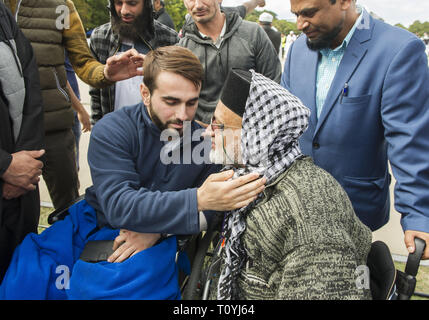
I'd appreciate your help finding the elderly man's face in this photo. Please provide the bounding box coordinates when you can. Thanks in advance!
[290,0,351,50]
[204,102,243,165]
[183,0,221,24]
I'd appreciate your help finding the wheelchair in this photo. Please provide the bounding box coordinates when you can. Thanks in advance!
[181,217,428,300]
[47,198,427,300]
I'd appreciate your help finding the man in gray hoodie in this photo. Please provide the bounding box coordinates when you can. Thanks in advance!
[179,0,281,124]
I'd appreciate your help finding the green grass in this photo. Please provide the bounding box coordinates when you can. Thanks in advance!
[38,206,54,234]
[394,261,429,300]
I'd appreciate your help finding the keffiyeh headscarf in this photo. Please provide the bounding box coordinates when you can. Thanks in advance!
[217,70,310,300]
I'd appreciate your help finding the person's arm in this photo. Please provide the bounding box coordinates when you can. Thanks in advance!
[241,0,265,15]
[66,81,91,132]
[381,37,429,259]
[277,242,371,299]
[88,118,202,235]
[254,25,282,83]
[62,0,144,88]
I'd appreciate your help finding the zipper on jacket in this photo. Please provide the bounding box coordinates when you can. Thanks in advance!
[52,67,70,103]
[14,0,23,22]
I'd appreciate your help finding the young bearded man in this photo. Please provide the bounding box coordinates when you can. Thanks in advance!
[89,0,179,123]
[0,47,266,300]
[204,69,372,300]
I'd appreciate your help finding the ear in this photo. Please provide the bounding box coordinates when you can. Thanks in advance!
[140,83,151,105]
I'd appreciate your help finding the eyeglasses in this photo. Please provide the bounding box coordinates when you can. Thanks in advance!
[210,115,241,131]
[209,115,242,165]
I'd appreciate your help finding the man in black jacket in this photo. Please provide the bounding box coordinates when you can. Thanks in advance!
[153,0,175,30]
[0,3,44,282]
[258,12,281,55]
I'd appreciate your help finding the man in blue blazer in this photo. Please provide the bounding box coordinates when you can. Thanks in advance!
[281,0,429,259]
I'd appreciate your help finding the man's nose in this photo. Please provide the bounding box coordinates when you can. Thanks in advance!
[194,0,204,9]
[176,105,188,121]
[296,16,309,31]
[121,4,131,16]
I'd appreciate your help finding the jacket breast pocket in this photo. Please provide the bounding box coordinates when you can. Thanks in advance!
[341,94,371,105]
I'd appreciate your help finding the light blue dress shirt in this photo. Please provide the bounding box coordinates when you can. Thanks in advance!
[315,9,364,119]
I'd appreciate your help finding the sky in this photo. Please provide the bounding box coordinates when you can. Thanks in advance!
[222,0,429,27]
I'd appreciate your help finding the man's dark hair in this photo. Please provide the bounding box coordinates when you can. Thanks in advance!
[143,46,204,94]
[110,0,155,38]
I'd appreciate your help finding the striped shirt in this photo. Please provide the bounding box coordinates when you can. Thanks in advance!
[315,9,363,119]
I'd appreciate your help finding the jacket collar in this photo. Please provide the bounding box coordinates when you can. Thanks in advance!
[182,9,241,43]
[313,9,374,136]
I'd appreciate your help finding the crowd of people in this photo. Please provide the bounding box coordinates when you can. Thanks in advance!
[0,0,428,300]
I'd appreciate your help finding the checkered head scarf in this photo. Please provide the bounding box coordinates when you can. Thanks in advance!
[217,70,310,300]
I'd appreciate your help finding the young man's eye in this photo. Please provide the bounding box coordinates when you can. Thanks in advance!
[186,100,198,107]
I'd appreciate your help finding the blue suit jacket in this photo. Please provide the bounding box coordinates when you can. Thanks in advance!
[281,10,429,232]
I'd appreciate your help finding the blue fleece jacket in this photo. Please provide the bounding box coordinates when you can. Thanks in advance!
[85,102,218,235]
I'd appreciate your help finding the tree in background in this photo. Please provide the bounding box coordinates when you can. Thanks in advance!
[408,20,429,37]
[246,9,299,35]
[73,0,110,31]
[164,0,188,31]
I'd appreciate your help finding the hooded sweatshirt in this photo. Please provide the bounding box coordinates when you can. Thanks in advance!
[179,10,282,124]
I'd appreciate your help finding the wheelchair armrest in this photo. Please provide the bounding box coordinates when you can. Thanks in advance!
[397,237,426,300]
[47,195,85,225]
[405,237,426,277]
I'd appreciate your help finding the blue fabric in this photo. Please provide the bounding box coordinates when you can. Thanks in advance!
[0,200,182,300]
[68,236,181,300]
[281,9,429,232]
[315,8,363,118]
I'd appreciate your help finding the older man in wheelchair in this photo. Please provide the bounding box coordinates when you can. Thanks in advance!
[0,48,425,300]
[183,69,426,301]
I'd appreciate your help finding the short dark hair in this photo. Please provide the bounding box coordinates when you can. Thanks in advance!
[143,46,204,94]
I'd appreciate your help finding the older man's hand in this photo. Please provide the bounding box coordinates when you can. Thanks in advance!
[108,230,161,263]
[104,49,145,82]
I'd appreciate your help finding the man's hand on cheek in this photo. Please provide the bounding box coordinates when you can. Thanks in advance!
[107,230,161,263]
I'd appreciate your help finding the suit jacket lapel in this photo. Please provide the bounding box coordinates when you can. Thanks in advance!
[314,10,373,136]
[306,49,319,132]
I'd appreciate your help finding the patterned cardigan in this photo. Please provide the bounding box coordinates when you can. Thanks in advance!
[212,157,372,300]
[88,20,179,124]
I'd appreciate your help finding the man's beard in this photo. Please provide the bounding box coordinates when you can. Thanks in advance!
[111,12,146,41]
[306,20,344,51]
[147,102,184,135]
[209,133,240,165]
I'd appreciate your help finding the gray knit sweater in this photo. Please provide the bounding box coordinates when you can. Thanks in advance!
[213,157,372,300]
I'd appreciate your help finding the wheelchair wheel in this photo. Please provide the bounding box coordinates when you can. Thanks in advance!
[182,227,221,300]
